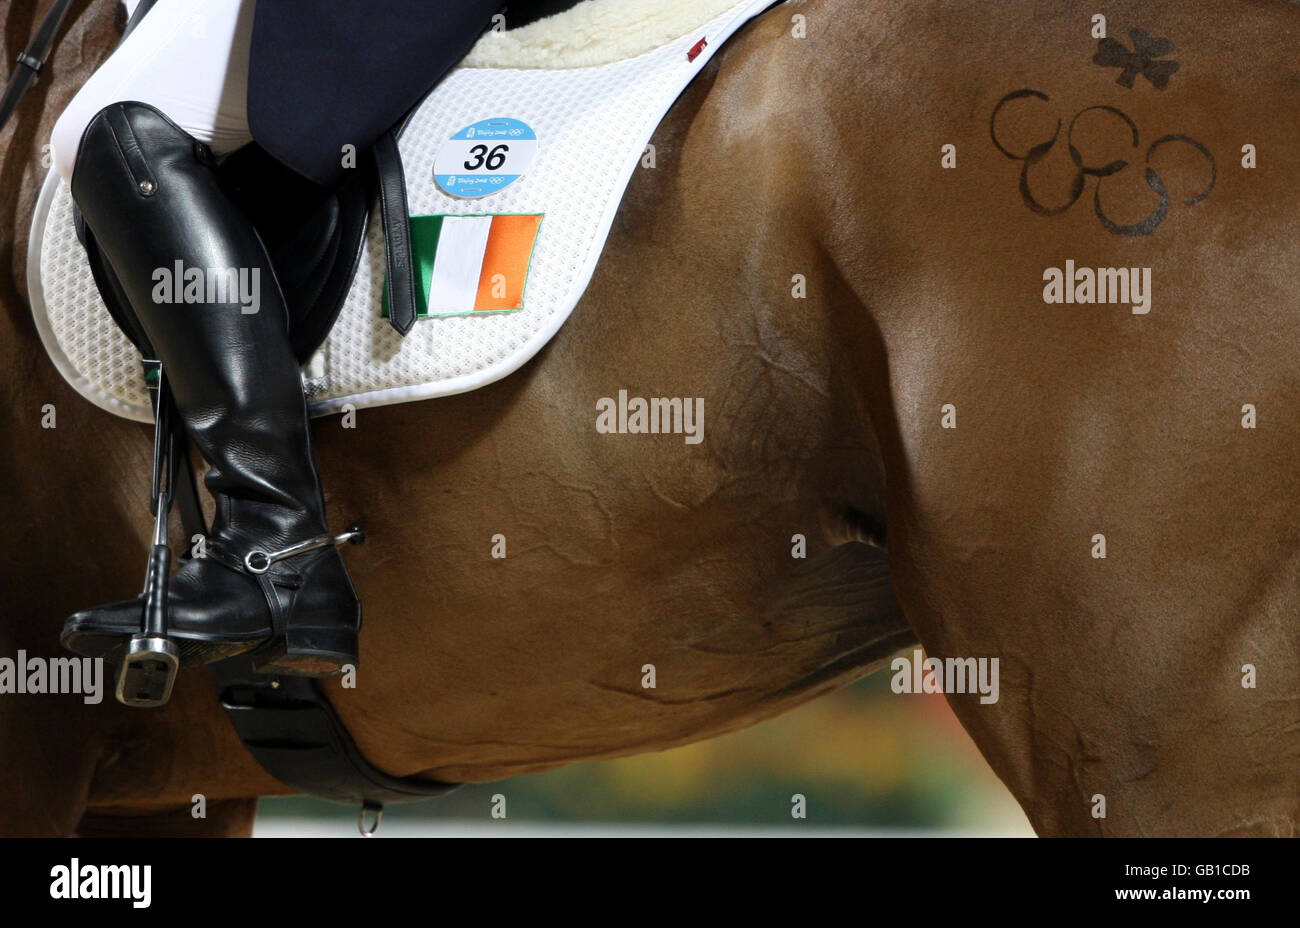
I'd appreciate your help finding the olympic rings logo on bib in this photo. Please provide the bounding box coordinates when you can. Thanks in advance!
[434,118,538,199]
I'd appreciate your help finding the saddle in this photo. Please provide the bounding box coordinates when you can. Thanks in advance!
[84,0,598,359]
[34,0,767,421]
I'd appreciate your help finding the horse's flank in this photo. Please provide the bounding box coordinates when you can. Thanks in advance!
[1,0,1297,836]
[805,0,1299,835]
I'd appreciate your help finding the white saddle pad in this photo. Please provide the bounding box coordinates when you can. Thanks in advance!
[29,0,778,422]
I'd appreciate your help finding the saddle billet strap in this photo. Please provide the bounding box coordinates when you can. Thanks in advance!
[373,129,418,335]
[209,654,462,806]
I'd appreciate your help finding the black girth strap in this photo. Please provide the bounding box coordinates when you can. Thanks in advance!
[178,447,458,808]
[208,655,461,806]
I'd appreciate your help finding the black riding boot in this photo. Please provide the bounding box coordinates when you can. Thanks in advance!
[60,101,360,675]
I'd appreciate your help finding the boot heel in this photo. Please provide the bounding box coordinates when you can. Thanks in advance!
[252,624,359,676]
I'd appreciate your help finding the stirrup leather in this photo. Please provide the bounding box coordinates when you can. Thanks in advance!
[116,359,183,708]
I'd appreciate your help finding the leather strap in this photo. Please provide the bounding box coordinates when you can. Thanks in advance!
[0,0,75,133]
[209,654,461,805]
[172,439,207,551]
[373,130,418,335]
[202,537,292,642]
[190,496,461,807]
[0,0,160,134]
[101,103,158,193]
[122,0,161,40]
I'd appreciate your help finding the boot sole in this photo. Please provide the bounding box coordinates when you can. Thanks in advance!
[62,627,262,668]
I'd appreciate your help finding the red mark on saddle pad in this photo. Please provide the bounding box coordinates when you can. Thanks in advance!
[687,38,707,62]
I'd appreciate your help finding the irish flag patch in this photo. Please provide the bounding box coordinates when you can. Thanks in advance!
[383,213,543,319]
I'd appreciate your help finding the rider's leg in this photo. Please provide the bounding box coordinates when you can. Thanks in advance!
[50,0,254,185]
[54,1,360,675]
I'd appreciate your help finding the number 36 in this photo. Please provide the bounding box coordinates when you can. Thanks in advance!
[464,143,509,171]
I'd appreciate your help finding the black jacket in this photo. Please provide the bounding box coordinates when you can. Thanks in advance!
[246,0,560,188]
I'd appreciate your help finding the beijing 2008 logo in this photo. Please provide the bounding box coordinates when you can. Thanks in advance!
[434,117,538,199]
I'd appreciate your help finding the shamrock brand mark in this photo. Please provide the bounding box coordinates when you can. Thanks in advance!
[1093,28,1180,90]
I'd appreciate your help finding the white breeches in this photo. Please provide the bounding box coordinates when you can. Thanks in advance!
[50,0,255,185]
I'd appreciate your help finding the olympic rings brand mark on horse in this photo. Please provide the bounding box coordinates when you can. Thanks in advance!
[989,88,1216,235]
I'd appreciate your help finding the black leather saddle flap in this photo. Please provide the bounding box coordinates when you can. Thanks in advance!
[215,143,378,362]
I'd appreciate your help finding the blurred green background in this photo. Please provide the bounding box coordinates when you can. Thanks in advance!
[254,670,1033,835]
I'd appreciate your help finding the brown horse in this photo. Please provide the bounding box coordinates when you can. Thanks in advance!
[2,0,1297,837]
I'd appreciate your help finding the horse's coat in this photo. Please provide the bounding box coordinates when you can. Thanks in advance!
[1,0,1297,837]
